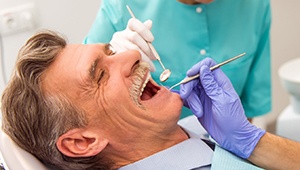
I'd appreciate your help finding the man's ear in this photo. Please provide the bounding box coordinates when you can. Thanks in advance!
[56,128,109,157]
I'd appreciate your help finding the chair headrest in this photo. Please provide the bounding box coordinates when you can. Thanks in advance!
[0,129,48,170]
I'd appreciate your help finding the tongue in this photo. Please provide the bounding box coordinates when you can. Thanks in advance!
[141,89,153,100]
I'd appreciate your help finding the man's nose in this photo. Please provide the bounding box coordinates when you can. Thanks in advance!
[107,50,141,76]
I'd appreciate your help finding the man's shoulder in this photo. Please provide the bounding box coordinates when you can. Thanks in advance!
[178,116,207,138]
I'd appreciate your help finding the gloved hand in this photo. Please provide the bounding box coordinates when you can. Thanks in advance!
[110,18,156,71]
[180,58,266,159]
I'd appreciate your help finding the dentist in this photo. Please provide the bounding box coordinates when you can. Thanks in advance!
[84,0,272,121]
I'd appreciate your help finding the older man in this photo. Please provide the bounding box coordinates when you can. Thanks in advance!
[2,30,218,170]
[3,29,299,170]
[4,28,274,170]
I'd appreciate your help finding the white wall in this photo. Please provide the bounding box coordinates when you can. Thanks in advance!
[0,0,299,133]
[254,0,300,132]
[0,0,101,93]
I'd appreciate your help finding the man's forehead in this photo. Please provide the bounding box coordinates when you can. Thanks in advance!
[42,43,106,90]
[56,43,106,62]
[65,43,107,53]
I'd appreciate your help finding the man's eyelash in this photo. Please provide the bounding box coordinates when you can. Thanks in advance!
[97,70,105,84]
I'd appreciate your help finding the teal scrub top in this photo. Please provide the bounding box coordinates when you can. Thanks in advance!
[84,0,272,118]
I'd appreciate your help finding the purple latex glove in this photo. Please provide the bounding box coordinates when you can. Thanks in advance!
[180,58,266,159]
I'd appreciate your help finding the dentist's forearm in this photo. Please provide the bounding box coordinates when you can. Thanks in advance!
[248,132,300,170]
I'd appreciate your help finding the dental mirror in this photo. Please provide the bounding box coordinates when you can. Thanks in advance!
[160,69,171,82]
[126,5,171,82]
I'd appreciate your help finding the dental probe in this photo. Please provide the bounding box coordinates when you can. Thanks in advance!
[126,5,171,82]
[168,52,246,90]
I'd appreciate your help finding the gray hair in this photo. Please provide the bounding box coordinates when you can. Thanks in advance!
[1,30,113,170]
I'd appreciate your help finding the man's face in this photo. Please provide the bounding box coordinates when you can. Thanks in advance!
[42,44,183,139]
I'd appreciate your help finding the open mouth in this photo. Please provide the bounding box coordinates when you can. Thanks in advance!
[140,74,160,101]
[129,61,161,107]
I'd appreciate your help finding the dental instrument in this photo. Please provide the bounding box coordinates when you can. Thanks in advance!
[168,52,246,90]
[126,5,171,82]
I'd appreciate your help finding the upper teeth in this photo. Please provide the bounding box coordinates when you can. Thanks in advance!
[140,73,151,97]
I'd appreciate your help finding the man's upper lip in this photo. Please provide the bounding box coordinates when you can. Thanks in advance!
[131,60,140,76]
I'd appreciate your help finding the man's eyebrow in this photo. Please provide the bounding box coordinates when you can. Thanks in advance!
[89,58,100,80]
[89,44,107,80]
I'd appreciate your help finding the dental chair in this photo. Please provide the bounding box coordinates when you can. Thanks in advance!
[0,128,49,170]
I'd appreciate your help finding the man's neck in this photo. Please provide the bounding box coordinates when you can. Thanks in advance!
[106,126,189,168]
